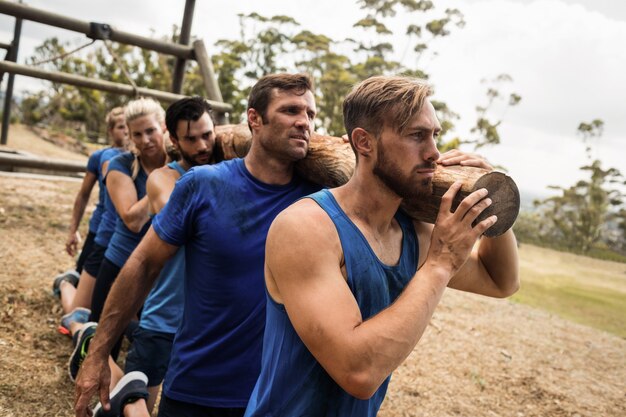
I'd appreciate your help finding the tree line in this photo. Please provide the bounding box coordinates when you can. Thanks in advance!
[15,0,625,258]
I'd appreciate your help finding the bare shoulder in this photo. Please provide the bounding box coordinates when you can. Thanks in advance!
[266,195,344,303]
[148,165,178,184]
[270,197,336,242]
[267,196,343,265]
[147,166,178,191]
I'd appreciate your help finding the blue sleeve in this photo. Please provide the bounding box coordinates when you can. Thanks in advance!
[100,148,116,166]
[86,149,103,174]
[152,169,198,246]
[108,152,133,177]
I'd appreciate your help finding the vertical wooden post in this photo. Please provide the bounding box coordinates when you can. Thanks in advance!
[193,39,227,124]
[171,0,195,94]
[1,17,22,146]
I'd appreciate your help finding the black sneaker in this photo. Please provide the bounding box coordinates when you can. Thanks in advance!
[93,371,149,417]
[52,269,79,298]
[68,322,97,382]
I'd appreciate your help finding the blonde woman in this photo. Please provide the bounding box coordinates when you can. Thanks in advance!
[69,98,169,381]
[55,107,128,336]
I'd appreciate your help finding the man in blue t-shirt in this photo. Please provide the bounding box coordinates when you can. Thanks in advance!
[244,75,520,416]
[75,73,321,417]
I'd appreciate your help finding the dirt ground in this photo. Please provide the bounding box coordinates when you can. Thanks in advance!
[0,127,625,416]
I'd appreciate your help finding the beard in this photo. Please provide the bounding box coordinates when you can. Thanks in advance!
[373,143,433,200]
[179,147,211,167]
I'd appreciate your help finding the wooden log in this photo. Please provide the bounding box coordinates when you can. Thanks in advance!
[401,165,520,238]
[213,124,519,237]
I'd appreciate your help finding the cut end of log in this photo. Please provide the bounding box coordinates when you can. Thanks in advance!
[473,171,520,237]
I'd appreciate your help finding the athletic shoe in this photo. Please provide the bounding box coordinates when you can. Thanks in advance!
[52,269,80,298]
[68,322,97,382]
[58,307,91,337]
[92,371,149,417]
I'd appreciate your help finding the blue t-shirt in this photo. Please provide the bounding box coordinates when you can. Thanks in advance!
[140,161,187,334]
[94,147,124,247]
[104,152,151,268]
[152,158,321,408]
[245,189,419,417]
[86,148,106,233]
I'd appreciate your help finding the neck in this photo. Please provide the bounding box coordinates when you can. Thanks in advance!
[333,168,403,234]
[243,141,295,185]
[178,159,192,171]
[139,152,166,175]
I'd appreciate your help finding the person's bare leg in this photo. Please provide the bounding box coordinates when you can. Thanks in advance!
[60,271,96,314]
[117,381,157,416]
[69,321,84,337]
[146,385,159,414]
[59,280,77,314]
[109,356,124,392]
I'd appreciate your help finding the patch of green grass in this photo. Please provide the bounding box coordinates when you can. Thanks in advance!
[512,272,626,338]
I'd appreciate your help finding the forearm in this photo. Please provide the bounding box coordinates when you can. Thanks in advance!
[87,253,159,361]
[69,193,90,234]
[477,229,519,296]
[119,196,150,233]
[338,263,450,398]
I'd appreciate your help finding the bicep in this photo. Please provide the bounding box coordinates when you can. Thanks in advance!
[446,245,499,295]
[146,173,175,214]
[268,210,363,374]
[107,171,138,216]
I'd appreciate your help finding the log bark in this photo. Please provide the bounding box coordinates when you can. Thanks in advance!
[214,124,519,237]
[401,165,520,238]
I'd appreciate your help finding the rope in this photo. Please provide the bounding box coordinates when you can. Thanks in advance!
[29,38,138,97]
[30,39,96,66]
[103,39,138,97]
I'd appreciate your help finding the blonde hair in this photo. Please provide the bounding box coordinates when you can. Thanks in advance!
[124,97,166,179]
[343,75,433,141]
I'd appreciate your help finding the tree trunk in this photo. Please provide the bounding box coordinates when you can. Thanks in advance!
[214,124,519,237]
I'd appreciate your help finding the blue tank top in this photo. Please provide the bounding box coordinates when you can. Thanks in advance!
[245,189,419,417]
[139,161,187,334]
[94,147,124,247]
[104,152,151,268]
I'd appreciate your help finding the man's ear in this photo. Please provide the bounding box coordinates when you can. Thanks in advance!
[351,127,374,158]
[247,108,263,129]
[169,134,179,148]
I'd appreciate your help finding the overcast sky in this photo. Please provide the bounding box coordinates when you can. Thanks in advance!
[1,0,624,200]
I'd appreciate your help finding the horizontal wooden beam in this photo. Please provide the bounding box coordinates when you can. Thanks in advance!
[0,152,86,173]
[0,0,194,59]
[0,60,232,113]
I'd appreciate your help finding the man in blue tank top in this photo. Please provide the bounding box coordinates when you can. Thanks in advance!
[75,74,322,417]
[245,75,520,416]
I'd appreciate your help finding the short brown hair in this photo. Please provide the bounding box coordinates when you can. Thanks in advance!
[247,73,314,123]
[343,75,433,140]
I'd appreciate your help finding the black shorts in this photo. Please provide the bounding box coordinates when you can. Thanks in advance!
[75,230,97,274]
[82,243,106,277]
[124,327,175,387]
[90,257,121,323]
[157,395,245,417]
